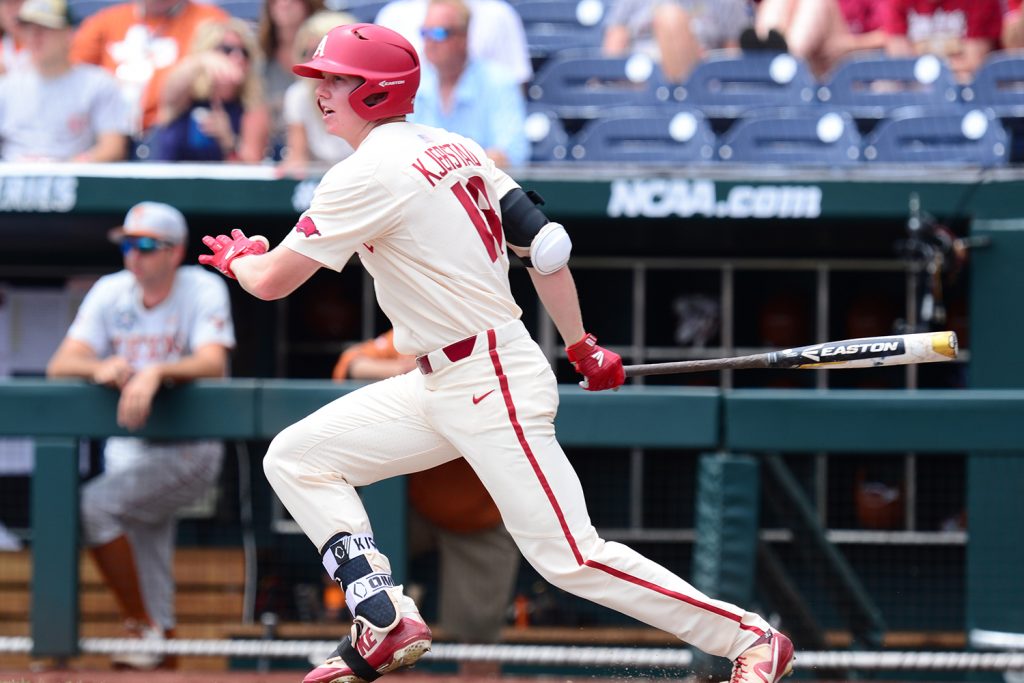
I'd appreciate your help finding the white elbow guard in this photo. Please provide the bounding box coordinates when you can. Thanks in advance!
[530,222,572,275]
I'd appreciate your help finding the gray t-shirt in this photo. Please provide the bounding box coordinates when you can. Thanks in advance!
[605,0,751,51]
[0,63,133,161]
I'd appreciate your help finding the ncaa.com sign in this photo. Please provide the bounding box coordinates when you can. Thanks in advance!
[607,179,822,219]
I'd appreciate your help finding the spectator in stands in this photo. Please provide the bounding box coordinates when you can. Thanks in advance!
[149,18,270,162]
[47,201,234,670]
[884,0,1002,84]
[1003,0,1024,50]
[752,0,886,78]
[0,0,132,161]
[331,329,519,675]
[410,0,528,167]
[257,0,323,156]
[0,0,26,74]
[70,0,228,142]
[602,0,752,83]
[375,0,532,85]
[277,10,353,177]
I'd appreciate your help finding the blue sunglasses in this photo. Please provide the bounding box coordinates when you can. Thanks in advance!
[121,236,171,255]
[420,26,463,41]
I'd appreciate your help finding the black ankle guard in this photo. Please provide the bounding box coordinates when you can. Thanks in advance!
[335,634,380,681]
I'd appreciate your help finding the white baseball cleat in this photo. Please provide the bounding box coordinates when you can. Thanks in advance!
[722,629,794,683]
[303,608,431,683]
[111,620,166,670]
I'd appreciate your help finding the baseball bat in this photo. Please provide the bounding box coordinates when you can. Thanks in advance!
[623,331,958,378]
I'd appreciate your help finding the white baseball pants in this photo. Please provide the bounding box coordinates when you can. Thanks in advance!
[264,320,769,659]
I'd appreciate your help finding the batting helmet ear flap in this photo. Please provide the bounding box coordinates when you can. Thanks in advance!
[293,23,420,121]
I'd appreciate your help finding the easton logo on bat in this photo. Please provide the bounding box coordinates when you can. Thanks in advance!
[779,337,905,365]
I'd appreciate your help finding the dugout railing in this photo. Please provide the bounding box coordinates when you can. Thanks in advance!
[2,379,1024,664]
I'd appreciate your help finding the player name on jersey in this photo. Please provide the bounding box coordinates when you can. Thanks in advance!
[411,143,483,187]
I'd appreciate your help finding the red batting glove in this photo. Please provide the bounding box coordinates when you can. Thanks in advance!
[566,333,625,392]
[199,229,269,279]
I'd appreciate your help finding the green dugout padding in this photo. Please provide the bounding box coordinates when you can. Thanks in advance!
[967,219,1024,640]
[692,453,760,607]
[0,379,720,658]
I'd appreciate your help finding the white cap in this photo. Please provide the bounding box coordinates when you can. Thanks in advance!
[108,202,188,245]
[18,0,71,30]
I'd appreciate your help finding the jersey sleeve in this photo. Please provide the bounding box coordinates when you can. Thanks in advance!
[883,0,910,35]
[65,277,114,357]
[282,160,399,271]
[189,271,235,351]
[69,12,107,65]
[967,0,1002,40]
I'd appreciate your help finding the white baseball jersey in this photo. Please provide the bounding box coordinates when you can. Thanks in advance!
[268,120,775,665]
[282,122,522,357]
[67,266,235,367]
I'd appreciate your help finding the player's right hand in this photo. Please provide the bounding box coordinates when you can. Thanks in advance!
[566,333,625,392]
[199,229,269,279]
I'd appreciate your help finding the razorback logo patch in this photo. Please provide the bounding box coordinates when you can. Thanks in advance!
[295,216,321,238]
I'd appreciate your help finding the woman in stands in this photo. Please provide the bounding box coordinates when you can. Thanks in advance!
[150,17,271,162]
[752,0,886,78]
[276,10,355,177]
[258,0,323,156]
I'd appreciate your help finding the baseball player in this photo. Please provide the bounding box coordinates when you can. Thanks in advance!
[199,24,794,683]
[48,201,235,669]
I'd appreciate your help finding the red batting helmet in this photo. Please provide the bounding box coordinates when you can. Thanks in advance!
[293,23,420,121]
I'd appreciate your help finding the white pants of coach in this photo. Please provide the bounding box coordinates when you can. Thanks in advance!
[81,437,224,630]
[264,319,767,660]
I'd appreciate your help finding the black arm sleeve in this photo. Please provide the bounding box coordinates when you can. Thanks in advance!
[500,188,550,249]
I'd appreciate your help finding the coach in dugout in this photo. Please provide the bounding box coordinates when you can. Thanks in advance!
[47,202,234,669]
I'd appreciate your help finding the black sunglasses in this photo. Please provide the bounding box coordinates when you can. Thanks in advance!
[121,236,172,255]
[216,43,250,59]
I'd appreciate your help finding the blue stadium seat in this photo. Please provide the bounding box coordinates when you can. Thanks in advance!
[817,54,960,119]
[325,0,388,22]
[675,52,817,118]
[568,109,716,163]
[214,0,262,22]
[515,0,605,58]
[862,107,1008,166]
[961,51,1024,117]
[716,109,862,165]
[526,53,669,119]
[68,0,117,24]
[523,108,571,162]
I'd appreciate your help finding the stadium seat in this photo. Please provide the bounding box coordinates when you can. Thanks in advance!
[716,109,862,165]
[526,53,669,119]
[962,51,1024,117]
[515,0,605,59]
[675,52,817,119]
[68,0,117,23]
[214,0,262,22]
[862,107,1008,166]
[325,0,388,22]
[568,109,716,163]
[524,108,572,162]
[817,54,960,119]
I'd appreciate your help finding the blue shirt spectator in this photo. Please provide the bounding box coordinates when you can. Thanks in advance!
[409,0,528,167]
[412,59,528,166]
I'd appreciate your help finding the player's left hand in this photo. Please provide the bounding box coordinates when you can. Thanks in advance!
[566,333,625,392]
[199,229,269,279]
